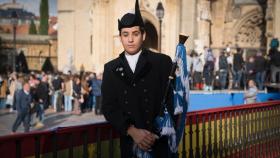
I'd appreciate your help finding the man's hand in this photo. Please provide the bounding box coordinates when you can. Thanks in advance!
[127,125,157,151]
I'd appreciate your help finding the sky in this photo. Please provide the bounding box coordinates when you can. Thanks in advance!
[0,0,57,16]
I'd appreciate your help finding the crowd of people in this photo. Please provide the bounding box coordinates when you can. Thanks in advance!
[0,42,280,133]
[0,71,102,132]
[187,45,280,91]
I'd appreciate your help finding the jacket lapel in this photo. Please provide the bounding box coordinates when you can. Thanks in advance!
[113,49,152,86]
[133,49,152,82]
[113,52,134,85]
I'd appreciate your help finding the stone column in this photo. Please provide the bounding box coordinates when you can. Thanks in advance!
[91,0,111,73]
[198,0,211,47]
[195,0,211,54]
[266,0,274,51]
[179,0,196,51]
[273,0,280,51]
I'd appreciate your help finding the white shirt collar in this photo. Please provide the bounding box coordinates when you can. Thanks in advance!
[125,50,142,73]
[23,90,29,95]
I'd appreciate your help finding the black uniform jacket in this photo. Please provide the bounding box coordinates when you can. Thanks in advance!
[102,49,173,157]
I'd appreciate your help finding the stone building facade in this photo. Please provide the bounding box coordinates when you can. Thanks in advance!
[57,0,280,73]
[0,34,57,71]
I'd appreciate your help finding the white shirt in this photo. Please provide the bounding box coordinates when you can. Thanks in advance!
[125,50,142,73]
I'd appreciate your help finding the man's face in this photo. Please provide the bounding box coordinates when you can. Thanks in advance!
[23,83,30,92]
[120,26,145,55]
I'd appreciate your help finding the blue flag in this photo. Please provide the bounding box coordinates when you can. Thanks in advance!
[171,43,190,153]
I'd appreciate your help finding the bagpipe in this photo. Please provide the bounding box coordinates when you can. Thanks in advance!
[134,34,190,158]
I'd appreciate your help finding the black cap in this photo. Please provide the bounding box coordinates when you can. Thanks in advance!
[118,0,144,31]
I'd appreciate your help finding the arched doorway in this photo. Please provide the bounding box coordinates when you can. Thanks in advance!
[143,20,158,51]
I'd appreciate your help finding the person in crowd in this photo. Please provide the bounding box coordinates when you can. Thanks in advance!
[255,50,267,90]
[91,73,102,115]
[244,80,258,104]
[12,82,33,133]
[87,73,94,112]
[188,51,195,89]
[52,73,64,112]
[33,75,49,128]
[0,74,8,109]
[81,74,90,113]
[28,74,39,88]
[244,56,256,88]
[7,73,22,112]
[219,50,229,90]
[268,41,280,84]
[101,0,174,157]
[203,48,215,91]
[73,75,82,115]
[192,53,204,90]
[233,48,244,89]
[63,75,73,112]
[226,51,234,89]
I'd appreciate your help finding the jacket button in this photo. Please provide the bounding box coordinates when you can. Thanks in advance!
[125,101,128,104]
[124,90,127,94]
[141,79,145,82]
[133,83,136,87]
[144,98,148,102]
[143,89,147,92]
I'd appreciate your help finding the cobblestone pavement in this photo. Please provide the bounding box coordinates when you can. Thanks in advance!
[0,108,106,136]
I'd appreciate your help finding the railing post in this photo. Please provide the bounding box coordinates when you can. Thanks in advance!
[35,136,40,158]
[16,140,21,158]
[224,111,228,157]
[182,127,187,158]
[201,114,206,158]
[229,111,233,158]
[52,133,57,158]
[238,110,242,157]
[219,112,223,158]
[195,115,200,158]
[213,113,218,158]
[260,108,265,157]
[189,115,194,158]
[68,133,73,158]
[242,110,247,158]
[83,130,88,158]
[233,111,237,158]
[276,105,280,156]
[109,129,114,158]
[96,128,101,158]
[207,114,212,158]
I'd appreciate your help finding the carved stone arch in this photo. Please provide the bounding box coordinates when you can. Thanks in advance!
[140,10,160,51]
[233,8,264,48]
[141,10,159,34]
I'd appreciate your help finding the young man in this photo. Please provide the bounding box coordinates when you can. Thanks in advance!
[101,0,174,157]
[12,82,33,133]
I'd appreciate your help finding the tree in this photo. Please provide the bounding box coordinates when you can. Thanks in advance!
[39,0,49,35]
[16,51,29,73]
[42,57,54,73]
[29,19,37,35]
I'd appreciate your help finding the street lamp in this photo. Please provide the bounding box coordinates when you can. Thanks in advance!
[11,11,18,72]
[156,1,164,53]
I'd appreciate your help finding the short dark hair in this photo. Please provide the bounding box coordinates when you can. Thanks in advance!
[119,26,145,36]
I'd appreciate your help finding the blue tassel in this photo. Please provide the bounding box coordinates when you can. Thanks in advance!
[173,91,183,115]
[168,133,177,153]
[133,144,153,158]
[155,108,176,136]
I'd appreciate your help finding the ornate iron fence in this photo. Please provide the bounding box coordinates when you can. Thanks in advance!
[0,101,279,158]
[181,100,280,158]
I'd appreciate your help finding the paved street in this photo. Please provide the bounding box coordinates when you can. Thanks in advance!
[0,108,106,137]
